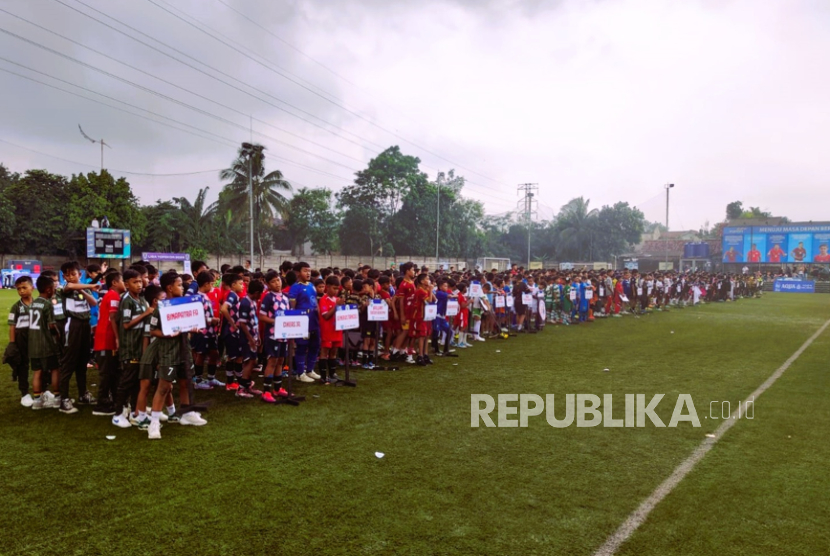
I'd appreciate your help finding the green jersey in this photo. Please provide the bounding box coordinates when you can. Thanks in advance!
[117,294,149,361]
[28,297,59,359]
[8,299,32,357]
[61,287,92,321]
[148,306,183,367]
[51,287,66,321]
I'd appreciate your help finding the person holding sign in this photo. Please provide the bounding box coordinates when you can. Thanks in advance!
[319,275,345,384]
[431,278,457,358]
[258,271,291,403]
[147,273,206,439]
[289,262,322,383]
[410,273,436,366]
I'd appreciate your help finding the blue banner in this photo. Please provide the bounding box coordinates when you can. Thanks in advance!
[773,280,815,293]
[723,225,830,263]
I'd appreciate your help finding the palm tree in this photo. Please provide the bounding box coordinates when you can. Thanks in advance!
[555,197,598,260]
[173,187,217,253]
[219,145,292,261]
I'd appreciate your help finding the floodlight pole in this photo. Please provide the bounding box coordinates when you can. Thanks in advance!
[665,183,675,265]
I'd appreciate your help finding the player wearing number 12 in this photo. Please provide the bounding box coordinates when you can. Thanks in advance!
[28,276,62,410]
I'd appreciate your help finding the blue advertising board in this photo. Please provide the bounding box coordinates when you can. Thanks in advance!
[723,225,830,263]
[773,279,815,293]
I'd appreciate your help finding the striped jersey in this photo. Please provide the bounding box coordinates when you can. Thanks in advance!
[117,294,149,361]
[61,288,92,321]
[149,306,183,367]
[259,291,290,340]
[28,297,59,359]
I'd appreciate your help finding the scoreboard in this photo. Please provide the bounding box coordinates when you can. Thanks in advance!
[86,227,131,259]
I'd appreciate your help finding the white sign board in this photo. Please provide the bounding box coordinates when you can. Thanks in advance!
[423,303,437,321]
[159,295,205,336]
[446,299,459,317]
[469,281,483,298]
[494,295,505,309]
[273,312,309,340]
[367,300,389,322]
[336,305,360,331]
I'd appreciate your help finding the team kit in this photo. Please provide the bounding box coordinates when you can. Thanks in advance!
[5,260,762,440]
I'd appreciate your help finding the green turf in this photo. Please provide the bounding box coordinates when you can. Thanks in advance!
[1,289,828,555]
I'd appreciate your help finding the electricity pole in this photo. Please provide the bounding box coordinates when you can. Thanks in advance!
[665,183,675,266]
[78,125,111,171]
[436,172,442,263]
[517,183,539,268]
[241,142,264,269]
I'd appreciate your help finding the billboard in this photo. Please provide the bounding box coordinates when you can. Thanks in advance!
[86,227,131,259]
[773,279,815,293]
[722,225,830,263]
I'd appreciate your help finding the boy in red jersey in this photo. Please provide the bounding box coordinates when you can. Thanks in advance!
[410,273,436,366]
[319,275,344,384]
[91,271,125,416]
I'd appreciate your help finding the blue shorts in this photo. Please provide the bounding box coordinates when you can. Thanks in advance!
[190,333,218,355]
[222,333,243,358]
[241,339,259,362]
[264,338,288,359]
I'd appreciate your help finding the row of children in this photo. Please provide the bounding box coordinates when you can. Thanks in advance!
[6,260,759,439]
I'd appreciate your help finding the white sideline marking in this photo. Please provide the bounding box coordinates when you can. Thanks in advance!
[593,317,830,556]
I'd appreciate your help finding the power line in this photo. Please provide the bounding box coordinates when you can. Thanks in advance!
[0,27,362,175]
[146,0,515,193]
[0,7,368,166]
[41,0,517,208]
[0,137,223,176]
[0,63,353,184]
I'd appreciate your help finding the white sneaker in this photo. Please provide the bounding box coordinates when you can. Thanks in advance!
[43,392,59,409]
[306,370,321,380]
[146,407,168,422]
[112,415,132,428]
[406,355,416,364]
[180,411,208,426]
[474,336,486,342]
[20,394,34,407]
[148,420,161,439]
[297,373,314,383]
[31,396,44,410]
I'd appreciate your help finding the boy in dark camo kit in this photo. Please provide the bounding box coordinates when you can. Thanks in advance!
[8,276,34,407]
[147,273,206,439]
[58,261,100,414]
[28,276,62,410]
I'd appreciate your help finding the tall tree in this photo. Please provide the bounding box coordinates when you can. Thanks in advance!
[3,170,71,255]
[337,146,428,256]
[285,187,340,256]
[219,145,292,260]
[553,197,599,260]
[173,187,217,257]
[726,201,743,220]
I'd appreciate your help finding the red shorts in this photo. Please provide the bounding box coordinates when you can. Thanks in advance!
[321,340,342,349]
[408,320,430,338]
[386,318,400,333]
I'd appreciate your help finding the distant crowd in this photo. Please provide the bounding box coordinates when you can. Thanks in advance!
[5,259,762,439]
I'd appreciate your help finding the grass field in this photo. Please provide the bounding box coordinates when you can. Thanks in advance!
[1,289,829,556]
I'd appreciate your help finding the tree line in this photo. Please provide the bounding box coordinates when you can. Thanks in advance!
[0,144,650,263]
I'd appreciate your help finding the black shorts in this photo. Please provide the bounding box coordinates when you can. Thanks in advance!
[264,338,288,359]
[240,339,259,362]
[30,355,59,372]
[190,333,218,355]
[222,333,243,358]
[157,363,187,382]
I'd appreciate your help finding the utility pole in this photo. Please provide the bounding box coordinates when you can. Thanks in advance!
[78,125,111,171]
[435,173,443,265]
[241,142,264,269]
[664,183,675,265]
[517,183,539,268]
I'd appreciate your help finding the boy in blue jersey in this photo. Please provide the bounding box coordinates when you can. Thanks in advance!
[288,262,321,383]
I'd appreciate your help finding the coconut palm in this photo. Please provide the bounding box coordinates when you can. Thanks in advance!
[219,145,292,260]
[173,187,217,252]
[555,197,598,260]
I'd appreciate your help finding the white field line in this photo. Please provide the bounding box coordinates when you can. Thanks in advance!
[593,317,830,556]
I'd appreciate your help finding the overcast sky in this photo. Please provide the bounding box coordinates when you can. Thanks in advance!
[2,0,829,230]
